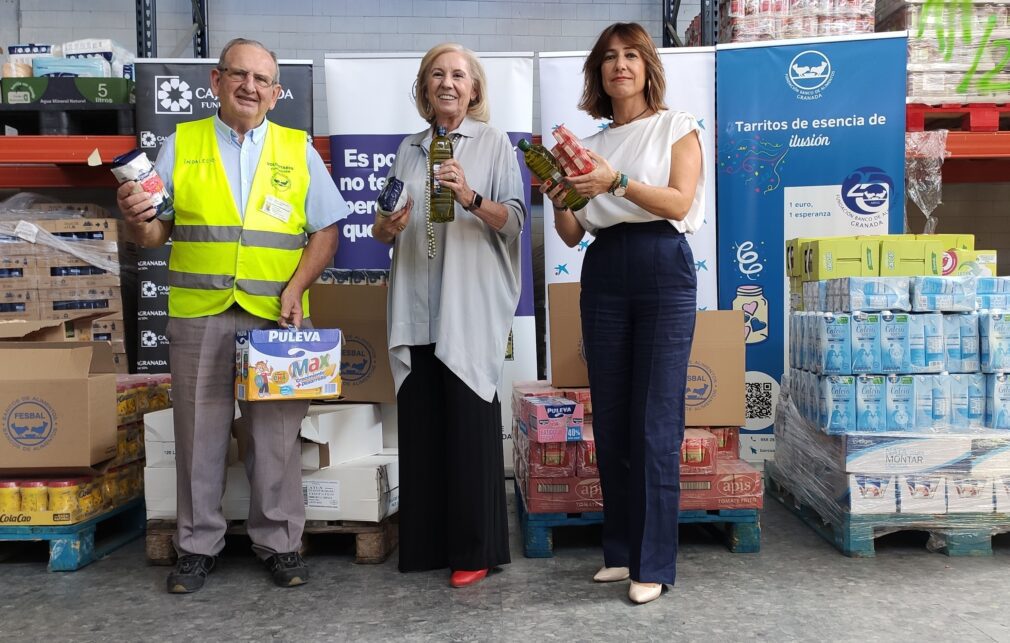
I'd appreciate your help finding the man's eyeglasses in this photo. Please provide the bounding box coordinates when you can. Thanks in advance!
[217,66,275,89]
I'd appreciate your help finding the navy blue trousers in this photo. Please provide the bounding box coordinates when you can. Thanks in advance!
[580,221,697,585]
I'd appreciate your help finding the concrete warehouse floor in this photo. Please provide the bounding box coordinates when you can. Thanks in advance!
[3,484,1010,642]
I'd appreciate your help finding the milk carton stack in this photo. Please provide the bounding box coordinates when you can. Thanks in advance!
[779,233,1010,530]
[511,382,762,514]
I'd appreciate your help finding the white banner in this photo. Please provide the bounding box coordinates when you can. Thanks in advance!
[539,47,718,383]
[324,52,537,473]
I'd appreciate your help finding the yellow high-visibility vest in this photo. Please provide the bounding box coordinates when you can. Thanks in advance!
[168,117,311,320]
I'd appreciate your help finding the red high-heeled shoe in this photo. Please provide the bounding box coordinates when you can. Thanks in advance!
[449,569,488,588]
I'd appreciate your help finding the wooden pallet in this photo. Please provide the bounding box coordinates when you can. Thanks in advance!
[906,102,1010,133]
[146,514,398,565]
[766,463,1010,557]
[0,498,145,571]
[514,480,760,558]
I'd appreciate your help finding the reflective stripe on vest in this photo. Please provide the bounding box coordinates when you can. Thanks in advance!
[168,117,310,319]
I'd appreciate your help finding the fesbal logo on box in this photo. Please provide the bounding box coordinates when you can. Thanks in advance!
[340,335,376,385]
[685,362,716,409]
[4,397,57,451]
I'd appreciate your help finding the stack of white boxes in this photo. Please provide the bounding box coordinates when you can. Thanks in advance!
[144,403,399,523]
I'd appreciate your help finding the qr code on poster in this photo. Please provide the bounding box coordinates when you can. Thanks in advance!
[746,382,773,421]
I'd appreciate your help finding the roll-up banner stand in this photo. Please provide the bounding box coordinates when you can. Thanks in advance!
[324,52,537,473]
[130,59,314,374]
[715,34,907,461]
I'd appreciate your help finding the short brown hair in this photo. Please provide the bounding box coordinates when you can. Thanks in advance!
[414,43,490,124]
[578,23,667,121]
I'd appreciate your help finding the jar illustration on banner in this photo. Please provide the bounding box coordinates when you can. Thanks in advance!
[734,285,769,344]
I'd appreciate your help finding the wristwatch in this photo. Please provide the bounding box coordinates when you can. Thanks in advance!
[610,172,628,198]
[466,191,483,211]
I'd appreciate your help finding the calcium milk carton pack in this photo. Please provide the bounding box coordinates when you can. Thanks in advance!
[235,328,343,401]
[909,313,945,373]
[943,312,980,373]
[980,312,1010,373]
[912,275,977,312]
[836,276,911,312]
[820,375,855,434]
[851,312,882,374]
[880,312,911,373]
[856,375,886,431]
[987,373,1010,429]
[949,373,985,429]
[818,313,852,375]
[885,374,915,431]
[914,374,949,431]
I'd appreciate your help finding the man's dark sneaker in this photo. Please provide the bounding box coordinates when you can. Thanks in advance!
[167,554,215,594]
[264,552,309,587]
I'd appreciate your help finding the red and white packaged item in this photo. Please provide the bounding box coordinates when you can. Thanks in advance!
[550,124,596,178]
[577,423,598,477]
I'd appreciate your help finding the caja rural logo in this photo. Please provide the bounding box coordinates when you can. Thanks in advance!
[786,50,834,100]
[4,397,57,451]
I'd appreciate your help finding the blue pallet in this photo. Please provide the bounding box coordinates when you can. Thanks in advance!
[0,498,145,571]
[514,480,760,558]
[766,463,1010,557]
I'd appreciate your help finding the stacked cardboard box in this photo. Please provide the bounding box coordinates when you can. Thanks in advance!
[143,402,399,523]
[0,203,127,370]
[0,343,160,525]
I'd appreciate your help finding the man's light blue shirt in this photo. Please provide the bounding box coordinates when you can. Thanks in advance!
[153,113,349,233]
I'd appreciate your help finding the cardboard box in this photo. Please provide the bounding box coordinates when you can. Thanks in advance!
[946,475,994,513]
[0,256,36,290]
[548,285,745,427]
[787,237,825,277]
[517,474,604,514]
[547,282,587,387]
[235,328,342,401]
[2,77,133,105]
[307,284,395,403]
[13,216,120,243]
[803,238,878,281]
[35,252,120,289]
[944,249,997,277]
[879,239,943,277]
[559,387,592,417]
[897,474,947,514]
[144,450,399,523]
[24,203,113,219]
[838,473,897,514]
[681,428,717,475]
[0,313,116,344]
[917,234,974,252]
[679,459,763,510]
[299,403,383,470]
[0,241,39,257]
[0,342,117,469]
[685,311,746,426]
[37,285,122,320]
[0,289,38,320]
[380,402,397,449]
[511,380,562,412]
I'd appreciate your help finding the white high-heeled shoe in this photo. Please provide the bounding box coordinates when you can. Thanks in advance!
[593,566,630,582]
[628,581,663,604]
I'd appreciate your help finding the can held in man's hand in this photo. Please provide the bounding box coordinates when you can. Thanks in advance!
[111,149,173,219]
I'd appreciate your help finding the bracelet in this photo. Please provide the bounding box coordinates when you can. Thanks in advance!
[607,171,621,193]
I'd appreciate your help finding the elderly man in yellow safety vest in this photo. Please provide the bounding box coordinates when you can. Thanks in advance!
[117,38,349,594]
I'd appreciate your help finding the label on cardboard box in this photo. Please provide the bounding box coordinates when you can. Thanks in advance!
[235,328,342,401]
[302,480,340,509]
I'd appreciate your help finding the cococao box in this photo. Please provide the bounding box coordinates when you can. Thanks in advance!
[235,328,342,401]
[680,459,763,510]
